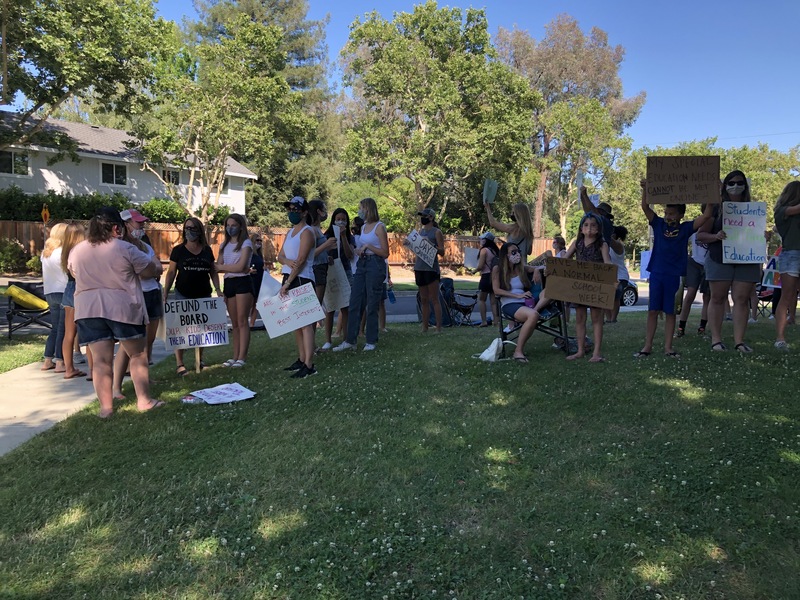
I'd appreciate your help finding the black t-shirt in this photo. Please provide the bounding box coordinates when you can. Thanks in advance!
[169,244,215,299]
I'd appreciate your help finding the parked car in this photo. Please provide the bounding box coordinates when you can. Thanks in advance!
[621,280,639,307]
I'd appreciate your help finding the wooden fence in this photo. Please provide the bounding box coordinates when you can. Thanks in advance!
[1,220,551,267]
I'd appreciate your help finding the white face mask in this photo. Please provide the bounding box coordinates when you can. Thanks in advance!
[131,228,145,240]
[726,184,745,196]
[334,220,347,228]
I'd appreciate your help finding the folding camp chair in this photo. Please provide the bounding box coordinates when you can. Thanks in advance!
[755,283,774,317]
[415,278,453,327]
[4,281,51,338]
[495,295,570,357]
[448,289,479,326]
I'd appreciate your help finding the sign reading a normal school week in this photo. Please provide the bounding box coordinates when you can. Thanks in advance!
[544,257,617,310]
[164,298,229,350]
[646,156,720,205]
[721,201,768,264]
[407,229,438,268]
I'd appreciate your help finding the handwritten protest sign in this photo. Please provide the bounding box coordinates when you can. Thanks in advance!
[544,257,617,310]
[761,255,782,288]
[464,247,479,270]
[257,280,325,339]
[183,383,256,405]
[646,156,720,204]
[323,258,351,312]
[163,298,229,350]
[721,201,767,264]
[528,250,553,267]
[407,229,438,268]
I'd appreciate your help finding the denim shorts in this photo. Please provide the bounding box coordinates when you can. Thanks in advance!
[778,250,800,278]
[143,288,163,319]
[61,279,76,309]
[77,317,146,344]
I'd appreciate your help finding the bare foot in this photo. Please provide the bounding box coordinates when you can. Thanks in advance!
[566,353,585,361]
[41,361,55,371]
[63,369,87,379]
[113,391,126,401]
[98,408,114,419]
[137,399,166,412]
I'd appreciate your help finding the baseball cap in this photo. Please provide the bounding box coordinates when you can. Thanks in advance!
[119,209,148,222]
[96,206,125,226]
[284,196,308,210]
[480,231,495,241]
[418,208,435,218]
[597,202,613,216]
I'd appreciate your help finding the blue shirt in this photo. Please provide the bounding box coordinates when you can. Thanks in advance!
[648,215,695,277]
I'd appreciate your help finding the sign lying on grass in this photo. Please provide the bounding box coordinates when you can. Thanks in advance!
[183,383,256,405]
[761,255,782,288]
[163,298,229,350]
[407,229,438,268]
[544,257,617,310]
[721,201,768,264]
[256,275,325,339]
[646,155,720,204]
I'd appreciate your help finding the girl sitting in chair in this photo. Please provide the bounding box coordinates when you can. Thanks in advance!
[491,242,543,363]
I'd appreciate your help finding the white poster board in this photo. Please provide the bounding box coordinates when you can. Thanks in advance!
[163,298,229,350]
[721,202,768,264]
[407,229,437,268]
[184,383,256,405]
[256,279,325,339]
[761,255,782,289]
[323,258,351,312]
[464,247,479,270]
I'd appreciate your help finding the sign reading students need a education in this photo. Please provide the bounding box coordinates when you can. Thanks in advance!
[164,298,229,350]
[721,201,768,264]
[544,257,617,310]
[646,155,721,205]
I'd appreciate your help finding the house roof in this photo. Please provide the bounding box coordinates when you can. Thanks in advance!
[1,113,257,179]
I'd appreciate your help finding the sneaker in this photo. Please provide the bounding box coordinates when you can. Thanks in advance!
[774,340,789,351]
[73,352,86,364]
[222,359,237,367]
[674,327,685,338]
[332,341,355,352]
[291,365,317,378]
[231,359,245,368]
[320,342,332,351]
[503,322,521,334]
[283,358,304,371]
[748,317,757,324]
[363,343,376,351]
[769,314,775,320]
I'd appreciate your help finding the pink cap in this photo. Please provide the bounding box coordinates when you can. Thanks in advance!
[119,209,148,222]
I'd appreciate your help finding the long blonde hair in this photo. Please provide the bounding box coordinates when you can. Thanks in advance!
[775,181,800,213]
[42,223,67,259]
[511,203,533,245]
[61,222,86,274]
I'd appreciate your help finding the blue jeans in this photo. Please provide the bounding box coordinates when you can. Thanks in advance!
[346,255,385,345]
[44,292,65,360]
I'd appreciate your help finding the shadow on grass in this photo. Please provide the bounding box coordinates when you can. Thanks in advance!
[0,315,798,598]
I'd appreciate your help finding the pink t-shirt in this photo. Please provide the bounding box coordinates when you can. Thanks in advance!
[69,238,153,325]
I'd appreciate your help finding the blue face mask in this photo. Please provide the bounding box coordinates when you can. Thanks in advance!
[185,229,199,242]
[288,212,303,225]
[226,225,240,238]
[358,209,366,221]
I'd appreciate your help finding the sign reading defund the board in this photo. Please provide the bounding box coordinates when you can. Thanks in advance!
[163,298,229,350]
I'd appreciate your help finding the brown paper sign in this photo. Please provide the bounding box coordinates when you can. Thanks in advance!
[646,155,720,204]
[544,257,617,310]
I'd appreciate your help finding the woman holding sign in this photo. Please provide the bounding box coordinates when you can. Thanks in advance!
[484,202,534,263]
[321,208,355,351]
[773,181,800,350]
[278,196,317,378]
[216,214,254,367]
[697,170,761,352]
[411,208,445,333]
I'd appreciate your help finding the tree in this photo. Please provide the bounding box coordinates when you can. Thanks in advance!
[129,16,311,223]
[496,15,645,237]
[342,1,538,218]
[0,0,164,150]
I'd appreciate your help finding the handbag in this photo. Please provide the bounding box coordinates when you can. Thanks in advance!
[473,337,509,362]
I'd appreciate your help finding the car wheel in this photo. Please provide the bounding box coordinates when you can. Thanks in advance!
[622,287,638,307]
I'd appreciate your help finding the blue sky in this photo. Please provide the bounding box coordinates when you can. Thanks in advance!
[156,0,800,152]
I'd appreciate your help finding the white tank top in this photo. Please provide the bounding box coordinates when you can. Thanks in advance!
[281,225,315,281]
[609,246,629,281]
[358,221,384,255]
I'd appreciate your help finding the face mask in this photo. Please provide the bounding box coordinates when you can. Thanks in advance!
[131,228,144,240]
[509,253,521,265]
[226,225,240,237]
[288,212,303,225]
[510,214,517,223]
[185,230,199,242]
[726,184,745,196]
[358,209,366,221]
[334,220,347,228]
[319,212,328,222]
[421,217,431,225]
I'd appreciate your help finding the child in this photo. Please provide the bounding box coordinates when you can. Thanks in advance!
[635,181,714,358]
[560,213,611,362]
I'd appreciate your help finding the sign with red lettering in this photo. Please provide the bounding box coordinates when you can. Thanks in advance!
[544,257,617,310]
[257,281,325,339]
[646,156,720,204]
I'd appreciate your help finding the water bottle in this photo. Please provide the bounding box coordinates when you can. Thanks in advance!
[387,285,396,304]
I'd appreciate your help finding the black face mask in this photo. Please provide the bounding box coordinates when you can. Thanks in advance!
[510,214,517,222]
[420,217,431,226]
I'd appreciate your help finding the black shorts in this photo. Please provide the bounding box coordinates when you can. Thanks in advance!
[478,273,493,294]
[143,288,163,319]
[313,263,328,287]
[224,276,254,298]
[415,270,440,287]
[281,274,314,291]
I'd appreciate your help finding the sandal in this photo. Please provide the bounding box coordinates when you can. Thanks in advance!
[176,365,188,377]
[633,351,651,358]
[222,359,237,367]
[711,342,727,352]
[589,356,606,363]
[231,360,246,368]
[735,343,753,353]
[513,355,529,363]
[665,351,680,358]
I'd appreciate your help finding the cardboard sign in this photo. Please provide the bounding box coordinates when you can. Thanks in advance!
[761,255,782,289]
[407,229,438,268]
[257,281,325,339]
[323,258,351,312]
[163,298,229,350]
[544,257,617,310]
[721,201,768,264]
[528,250,552,267]
[646,156,721,204]
[464,247,479,270]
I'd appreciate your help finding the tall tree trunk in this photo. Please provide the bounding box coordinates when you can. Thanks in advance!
[533,167,548,238]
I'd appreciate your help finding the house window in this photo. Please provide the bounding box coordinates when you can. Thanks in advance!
[212,177,230,196]
[162,169,180,186]
[101,162,127,186]
[0,150,30,176]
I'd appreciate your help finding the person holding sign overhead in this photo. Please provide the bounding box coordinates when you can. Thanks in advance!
[216,214,254,368]
[409,208,445,333]
[484,201,534,263]
[773,181,800,350]
[333,197,389,352]
[278,196,317,378]
[696,170,762,352]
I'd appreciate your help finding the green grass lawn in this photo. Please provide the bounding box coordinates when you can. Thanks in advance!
[1,314,798,599]
[0,332,47,374]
